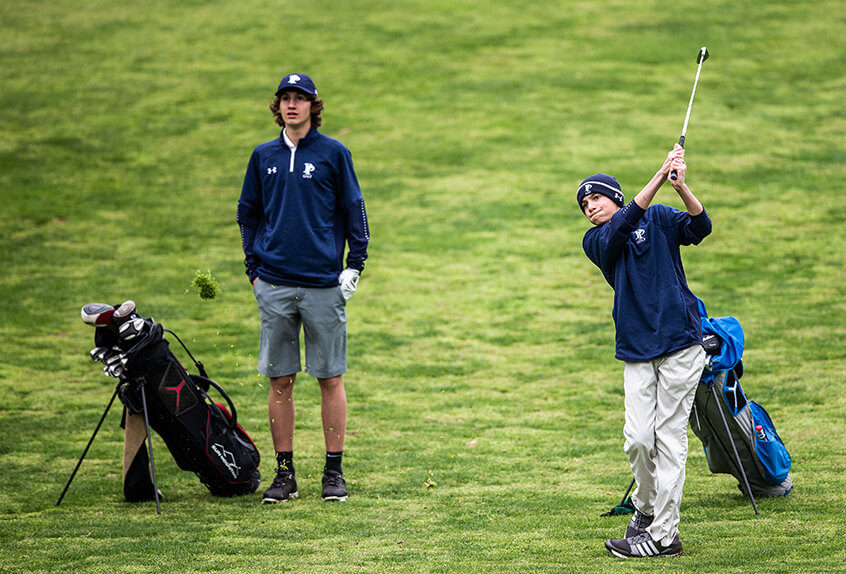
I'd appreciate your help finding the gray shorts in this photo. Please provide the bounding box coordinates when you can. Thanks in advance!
[253,278,347,379]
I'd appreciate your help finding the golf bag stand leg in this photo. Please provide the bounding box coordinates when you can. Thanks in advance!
[56,384,120,507]
[707,381,760,515]
[620,477,635,507]
[139,384,162,515]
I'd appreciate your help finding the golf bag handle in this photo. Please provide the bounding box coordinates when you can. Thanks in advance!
[162,327,237,430]
[189,374,238,430]
[163,328,208,378]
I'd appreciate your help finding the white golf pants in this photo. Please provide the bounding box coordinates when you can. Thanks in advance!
[623,344,706,545]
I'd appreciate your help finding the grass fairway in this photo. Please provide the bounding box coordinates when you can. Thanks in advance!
[1,0,844,572]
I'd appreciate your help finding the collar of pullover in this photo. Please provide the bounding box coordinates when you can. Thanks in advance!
[281,126,318,150]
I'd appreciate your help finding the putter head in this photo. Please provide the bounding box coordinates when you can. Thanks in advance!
[697,46,709,64]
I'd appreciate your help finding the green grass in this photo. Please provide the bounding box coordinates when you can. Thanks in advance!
[1,0,844,572]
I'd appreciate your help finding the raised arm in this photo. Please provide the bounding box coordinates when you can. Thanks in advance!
[667,153,704,216]
[633,144,684,210]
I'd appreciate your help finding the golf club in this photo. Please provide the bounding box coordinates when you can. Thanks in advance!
[112,300,137,326]
[81,302,115,327]
[670,46,709,181]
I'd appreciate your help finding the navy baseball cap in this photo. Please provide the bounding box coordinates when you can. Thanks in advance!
[577,174,625,211]
[276,74,318,97]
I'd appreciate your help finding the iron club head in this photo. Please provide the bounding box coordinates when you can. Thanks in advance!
[697,46,709,64]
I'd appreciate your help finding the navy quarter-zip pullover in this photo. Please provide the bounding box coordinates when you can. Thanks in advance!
[237,127,369,288]
[582,201,712,362]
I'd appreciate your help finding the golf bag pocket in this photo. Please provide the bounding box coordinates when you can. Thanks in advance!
[749,401,791,484]
[158,360,200,417]
[200,396,262,496]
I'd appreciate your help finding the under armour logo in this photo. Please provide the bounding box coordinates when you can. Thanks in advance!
[303,163,315,178]
[267,166,277,175]
[288,74,301,84]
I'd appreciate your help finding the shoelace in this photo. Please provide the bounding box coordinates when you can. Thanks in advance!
[632,511,653,529]
[323,472,344,487]
[270,471,294,489]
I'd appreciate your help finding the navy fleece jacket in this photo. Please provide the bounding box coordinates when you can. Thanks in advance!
[582,201,712,362]
[237,127,369,288]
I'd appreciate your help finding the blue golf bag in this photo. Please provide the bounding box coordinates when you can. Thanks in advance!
[690,300,792,503]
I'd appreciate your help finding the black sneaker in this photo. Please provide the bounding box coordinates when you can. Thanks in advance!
[321,470,348,501]
[262,470,298,504]
[625,509,654,538]
[605,532,682,558]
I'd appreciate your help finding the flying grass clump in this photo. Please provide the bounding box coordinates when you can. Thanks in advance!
[192,270,220,300]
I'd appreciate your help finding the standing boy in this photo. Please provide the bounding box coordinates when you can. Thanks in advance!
[578,145,711,557]
[237,73,369,503]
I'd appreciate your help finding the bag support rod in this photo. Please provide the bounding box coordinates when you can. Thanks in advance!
[139,384,162,515]
[56,384,120,507]
[708,380,759,515]
[619,477,635,508]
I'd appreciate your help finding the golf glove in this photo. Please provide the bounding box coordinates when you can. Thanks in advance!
[338,268,360,300]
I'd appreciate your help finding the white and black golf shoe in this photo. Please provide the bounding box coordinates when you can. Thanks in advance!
[605,532,682,558]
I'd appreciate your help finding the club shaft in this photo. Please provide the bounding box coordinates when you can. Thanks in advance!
[670,49,707,181]
[140,384,162,515]
[620,477,636,506]
[680,58,705,139]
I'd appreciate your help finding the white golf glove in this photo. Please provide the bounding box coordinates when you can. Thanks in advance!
[338,268,360,301]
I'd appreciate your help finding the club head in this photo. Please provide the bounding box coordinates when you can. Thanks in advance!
[119,317,148,341]
[81,303,115,327]
[697,46,709,64]
[112,300,137,325]
[90,347,109,362]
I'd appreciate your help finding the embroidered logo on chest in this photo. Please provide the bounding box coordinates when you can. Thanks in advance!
[303,163,315,178]
[267,166,277,175]
[633,228,647,244]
